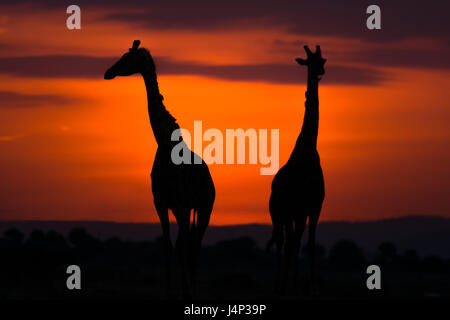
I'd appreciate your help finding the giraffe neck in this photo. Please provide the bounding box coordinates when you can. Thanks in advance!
[141,69,180,148]
[288,70,320,162]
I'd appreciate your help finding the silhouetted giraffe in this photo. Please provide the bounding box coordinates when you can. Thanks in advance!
[104,40,215,299]
[267,45,326,294]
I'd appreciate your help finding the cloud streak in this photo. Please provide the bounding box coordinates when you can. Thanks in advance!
[157,59,386,85]
[0,56,116,79]
[272,39,450,70]
[0,55,385,85]
[0,91,80,108]
[0,135,20,142]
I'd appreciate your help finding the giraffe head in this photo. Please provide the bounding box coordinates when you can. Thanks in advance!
[296,45,326,78]
[104,40,156,79]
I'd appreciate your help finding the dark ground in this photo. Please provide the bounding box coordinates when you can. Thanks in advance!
[0,227,448,300]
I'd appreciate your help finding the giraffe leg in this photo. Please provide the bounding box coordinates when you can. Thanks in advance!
[308,209,321,296]
[190,204,212,297]
[155,202,172,298]
[281,220,293,295]
[268,198,284,294]
[188,209,198,297]
[293,215,307,294]
[271,223,284,294]
[174,209,191,300]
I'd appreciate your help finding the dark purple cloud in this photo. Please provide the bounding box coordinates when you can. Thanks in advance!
[0,56,116,78]
[1,0,448,42]
[0,55,385,85]
[272,39,450,70]
[156,59,386,85]
[0,91,82,108]
[355,47,450,69]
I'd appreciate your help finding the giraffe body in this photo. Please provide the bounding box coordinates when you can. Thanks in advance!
[147,95,214,221]
[270,153,324,223]
[151,144,215,222]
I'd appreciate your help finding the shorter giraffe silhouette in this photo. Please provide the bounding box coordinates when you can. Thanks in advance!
[104,40,215,299]
[267,45,326,295]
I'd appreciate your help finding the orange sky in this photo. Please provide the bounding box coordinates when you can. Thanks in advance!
[0,2,449,224]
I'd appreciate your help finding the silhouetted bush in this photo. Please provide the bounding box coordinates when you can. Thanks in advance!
[327,239,366,271]
[69,228,100,249]
[215,236,257,252]
[421,255,448,273]
[26,229,46,248]
[301,242,326,262]
[3,228,25,247]
[378,242,397,260]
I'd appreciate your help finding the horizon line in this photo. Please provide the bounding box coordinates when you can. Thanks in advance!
[0,214,448,227]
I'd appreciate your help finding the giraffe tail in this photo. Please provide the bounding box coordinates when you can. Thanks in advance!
[190,209,197,245]
[192,209,197,228]
[266,229,276,252]
[266,224,284,253]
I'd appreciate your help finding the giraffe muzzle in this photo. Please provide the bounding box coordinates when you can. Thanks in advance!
[104,68,116,80]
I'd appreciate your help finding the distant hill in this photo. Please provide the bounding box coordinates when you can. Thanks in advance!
[0,216,449,258]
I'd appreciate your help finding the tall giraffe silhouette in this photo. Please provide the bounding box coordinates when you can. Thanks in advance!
[104,40,215,298]
[267,45,326,294]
